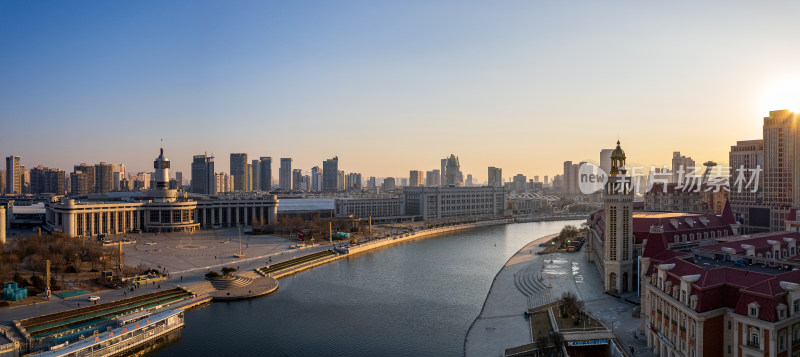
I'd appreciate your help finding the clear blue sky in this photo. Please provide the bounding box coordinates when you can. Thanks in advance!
[2,1,800,181]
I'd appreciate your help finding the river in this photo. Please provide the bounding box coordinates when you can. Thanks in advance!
[148,220,582,357]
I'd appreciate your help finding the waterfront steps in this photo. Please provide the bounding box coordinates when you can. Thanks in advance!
[19,288,191,339]
[209,276,253,290]
[259,249,337,275]
[183,281,216,296]
[513,262,553,309]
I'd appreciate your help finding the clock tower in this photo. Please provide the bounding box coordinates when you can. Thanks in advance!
[603,140,635,293]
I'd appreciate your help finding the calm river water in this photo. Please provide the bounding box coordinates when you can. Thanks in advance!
[149,220,581,357]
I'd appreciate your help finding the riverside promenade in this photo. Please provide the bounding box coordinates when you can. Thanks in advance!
[464,233,556,357]
[465,234,653,357]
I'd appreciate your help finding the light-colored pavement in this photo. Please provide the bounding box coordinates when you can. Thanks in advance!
[465,235,554,357]
[0,229,330,322]
[466,237,653,357]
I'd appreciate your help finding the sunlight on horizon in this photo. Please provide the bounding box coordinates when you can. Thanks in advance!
[761,76,800,114]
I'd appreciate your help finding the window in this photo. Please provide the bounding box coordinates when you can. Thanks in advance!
[728,320,732,330]
[780,333,786,351]
[749,302,760,318]
[795,299,799,313]
[751,330,760,348]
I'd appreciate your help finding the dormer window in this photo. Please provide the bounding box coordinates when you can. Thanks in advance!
[778,304,787,320]
[690,295,698,310]
[681,290,686,304]
[749,302,760,318]
[793,299,799,313]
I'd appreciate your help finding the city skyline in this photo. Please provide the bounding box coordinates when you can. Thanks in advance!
[3,1,800,178]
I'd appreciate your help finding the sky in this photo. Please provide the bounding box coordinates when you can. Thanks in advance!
[2,1,800,182]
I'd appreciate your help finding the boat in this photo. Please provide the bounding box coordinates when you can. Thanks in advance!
[33,310,184,357]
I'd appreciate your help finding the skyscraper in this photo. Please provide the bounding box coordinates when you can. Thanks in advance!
[259,157,272,191]
[73,163,95,193]
[279,158,292,191]
[323,157,338,192]
[30,166,66,195]
[0,170,5,194]
[292,169,303,192]
[763,110,800,230]
[94,162,113,193]
[230,153,248,191]
[70,172,91,195]
[444,155,461,186]
[671,151,695,184]
[175,171,183,188]
[488,167,502,188]
[311,166,321,191]
[191,153,215,195]
[337,171,345,191]
[409,170,423,187]
[600,149,613,174]
[5,156,21,195]
[440,159,447,186]
[425,170,440,187]
[730,139,765,232]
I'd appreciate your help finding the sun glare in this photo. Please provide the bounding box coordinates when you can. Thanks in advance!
[762,77,800,114]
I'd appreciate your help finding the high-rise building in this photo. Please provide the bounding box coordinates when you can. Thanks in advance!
[337,171,345,191]
[488,167,502,188]
[94,162,114,193]
[600,149,613,174]
[0,170,5,194]
[425,170,440,187]
[111,164,126,191]
[230,153,248,191]
[70,172,91,195]
[323,157,339,192]
[73,163,95,193]
[346,172,362,190]
[729,139,764,233]
[20,166,29,194]
[292,169,303,192]
[191,153,215,195]
[671,151,696,184]
[409,170,423,187]
[444,154,461,186]
[214,172,234,193]
[562,161,573,193]
[466,174,474,187]
[5,156,21,195]
[259,157,272,191]
[132,172,151,191]
[30,166,66,195]
[311,166,321,192]
[175,171,183,188]
[512,174,527,193]
[279,158,292,191]
[248,161,256,191]
[367,176,377,190]
[440,159,447,186]
[382,177,396,191]
[763,111,800,231]
[544,175,549,186]
[602,140,634,293]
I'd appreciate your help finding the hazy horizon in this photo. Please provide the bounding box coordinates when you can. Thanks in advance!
[2,1,799,181]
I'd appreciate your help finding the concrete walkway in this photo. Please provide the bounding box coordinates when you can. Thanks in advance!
[465,236,654,357]
[465,234,557,357]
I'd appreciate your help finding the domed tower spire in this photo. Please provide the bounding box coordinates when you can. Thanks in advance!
[610,140,626,176]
